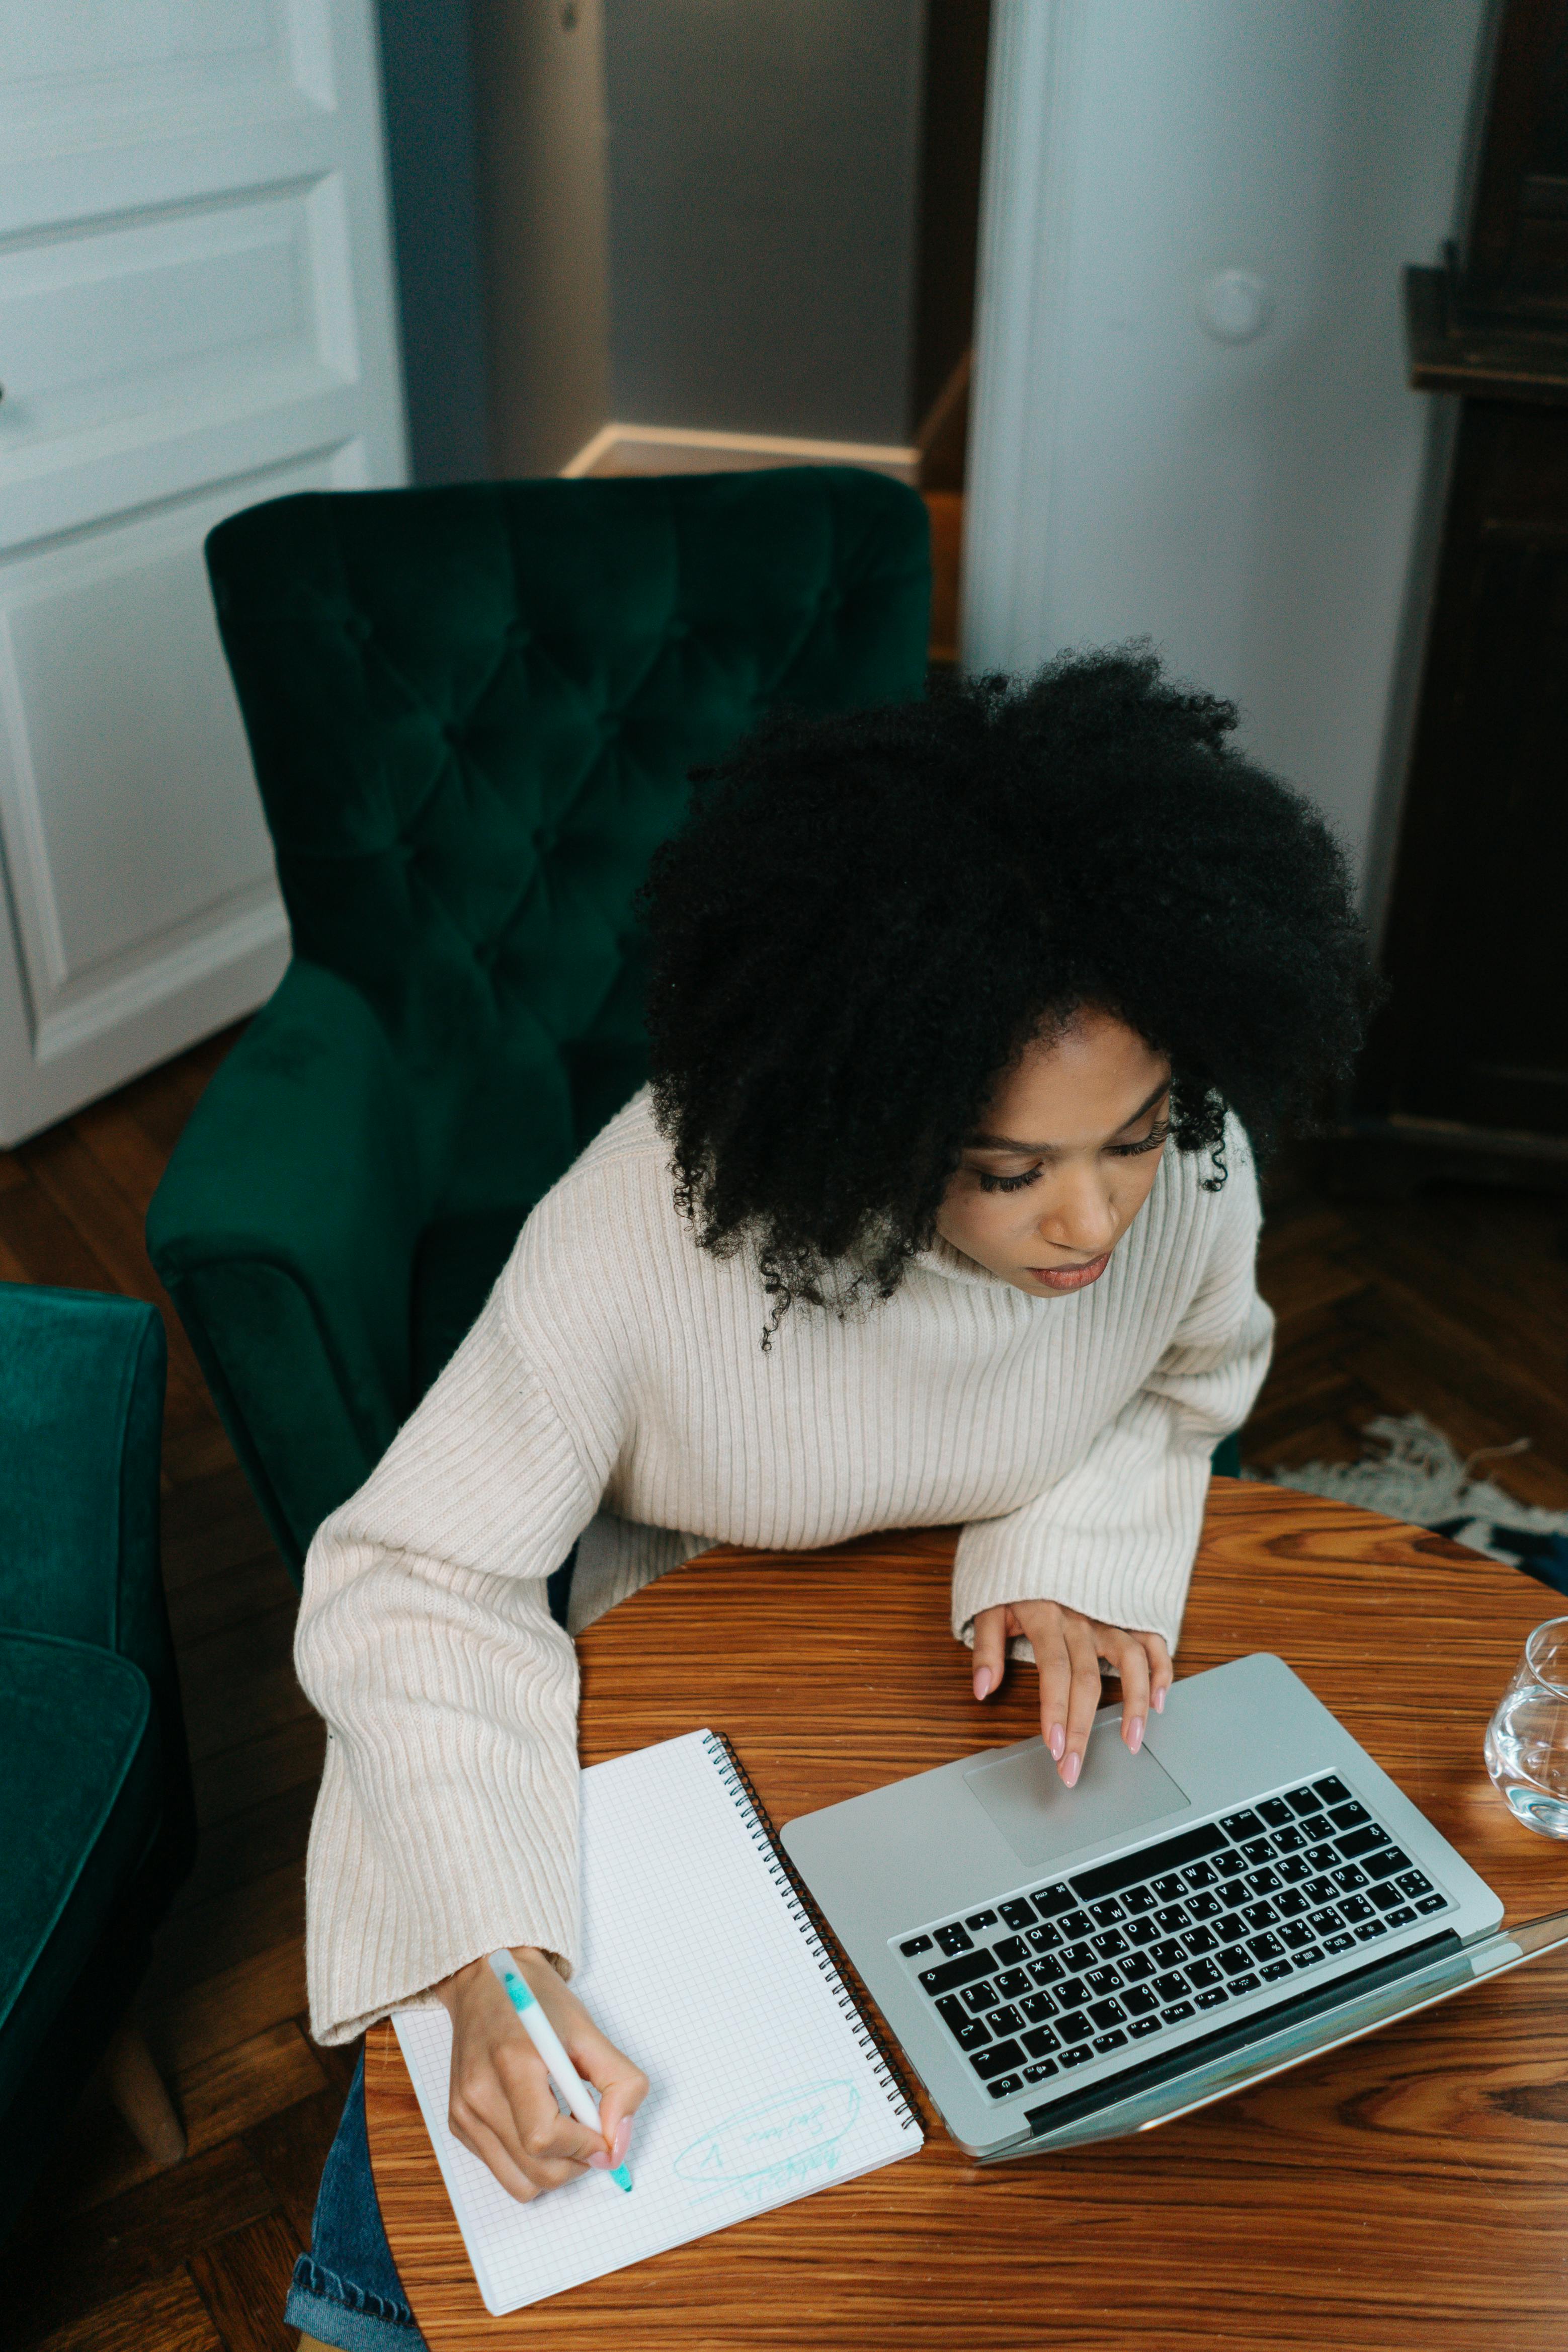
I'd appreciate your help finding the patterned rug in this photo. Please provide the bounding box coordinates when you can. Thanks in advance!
[1254,1413,1568,1599]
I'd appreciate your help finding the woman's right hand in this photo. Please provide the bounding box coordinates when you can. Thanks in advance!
[434,1946,648,2202]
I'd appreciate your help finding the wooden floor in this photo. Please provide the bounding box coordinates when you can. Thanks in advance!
[1,1029,1565,2351]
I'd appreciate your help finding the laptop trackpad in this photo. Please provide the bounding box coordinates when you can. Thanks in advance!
[963,1724,1189,1866]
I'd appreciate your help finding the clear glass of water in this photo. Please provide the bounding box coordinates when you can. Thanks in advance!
[1485,1617,1568,1837]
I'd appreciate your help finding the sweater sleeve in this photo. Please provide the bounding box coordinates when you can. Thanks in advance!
[294,1279,607,2046]
[950,1152,1273,1655]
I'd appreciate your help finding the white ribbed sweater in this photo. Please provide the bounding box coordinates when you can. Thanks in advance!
[296,1089,1273,2044]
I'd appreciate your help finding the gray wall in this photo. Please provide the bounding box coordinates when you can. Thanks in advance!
[374,0,492,482]
[603,1,927,445]
[470,0,613,477]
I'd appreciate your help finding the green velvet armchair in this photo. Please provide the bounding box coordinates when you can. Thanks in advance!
[146,468,933,1578]
[0,1286,196,2232]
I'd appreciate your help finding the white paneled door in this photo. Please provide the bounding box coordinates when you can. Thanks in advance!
[0,0,406,1143]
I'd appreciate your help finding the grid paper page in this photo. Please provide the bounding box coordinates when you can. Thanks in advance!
[393,1729,922,2314]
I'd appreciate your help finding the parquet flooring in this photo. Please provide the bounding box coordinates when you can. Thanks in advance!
[0,1023,1563,2350]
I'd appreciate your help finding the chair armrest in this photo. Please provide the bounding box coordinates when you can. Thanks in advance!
[147,960,428,1573]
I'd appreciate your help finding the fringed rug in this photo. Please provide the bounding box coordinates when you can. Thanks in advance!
[1253,1413,1568,1599]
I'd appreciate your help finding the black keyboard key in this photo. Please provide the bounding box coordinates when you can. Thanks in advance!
[1240,1838,1274,1867]
[1182,1926,1218,1955]
[1183,1861,1219,1889]
[1261,1959,1294,1982]
[1088,1998,1126,2031]
[1248,1932,1285,1963]
[1221,1808,1264,1839]
[1057,2011,1093,2044]
[1130,2014,1162,2038]
[1275,1890,1310,1918]
[1152,1939,1186,1970]
[1123,1984,1159,2016]
[1218,1882,1250,1912]
[936,1923,974,1956]
[1217,1948,1253,1978]
[1022,2024,1060,2058]
[1214,1913,1248,1944]
[993,1935,1029,1966]
[1154,1904,1191,1933]
[1304,1876,1336,1905]
[973,2038,1025,2078]
[1153,1972,1189,2003]
[1417,1892,1448,1915]
[1355,1919,1389,1942]
[1245,1870,1282,1898]
[1329,1800,1370,1831]
[1029,1955,1065,1987]
[1339,1896,1374,1925]
[1323,1930,1355,1955]
[1273,1826,1308,1853]
[1215,1851,1248,1880]
[1286,1785,1323,1816]
[1085,1966,1124,1996]
[1368,1883,1404,1915]
[962,1982,1000,2012]
[1228,1972,1260,1995]
[1126,1916,1162,1948]
[1291,1947,1318,1970]
[1306,1846,1338,1873]
[1242,1902,1279,1931]
[900,1934,934,1957]
[1312,1775,1352,1806]
[965,1908,1000,1930]
[1031,1883,1074,1916]
[1068,1821,1226,1902]
[920,1949,993,1993]
[1396,1870,1433,1898]
[1000,1898,1037,1929]
[1186,1958,1222,1989]
[995,1969,1032,1998]
[1021,1992,1057,2023]
[1187,1892,1223,1919]
[1384,1904,1416,1927]
[1058,1909,1093,1939]
[1196,1985,1229,2010]
[1027,1923,1061,1953]
[1124,1885,1159,1914]
[1061,1943,1095,1973]
[987,2074,1024,2098]
[1093,2029,1129,2054]
[1366,1848,1409,1883]
[1277,1858,1313,1886]
[1258,1797,1294,1828]
[937,1995,987,2044]
[1120,1952,1156,1982]
[1335,1823,1390,1860]
[1151,1874,1185,1901]
[1333,1865,1369,1893]
[1163,1999,1196,2024]
[1061,2046,1093,2068]
[1281,1921,1315,1950]
[1092,1930,1129,1960]
[1308,1906,1343,1936]
[989,2004,1024,2035]
[1088,1898,1127,1926]
[1023,2058,1059,2082]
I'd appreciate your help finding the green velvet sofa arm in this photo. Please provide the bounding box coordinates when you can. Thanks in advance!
[147,960,429,1577]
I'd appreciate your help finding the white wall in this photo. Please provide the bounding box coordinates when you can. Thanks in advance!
[964,0,1492,890]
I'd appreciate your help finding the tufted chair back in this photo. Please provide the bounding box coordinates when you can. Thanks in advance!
[149,469,930,1573]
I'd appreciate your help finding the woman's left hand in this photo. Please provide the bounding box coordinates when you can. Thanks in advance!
[970,1600,1173,1788]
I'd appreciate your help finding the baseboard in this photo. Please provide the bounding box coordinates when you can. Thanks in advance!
[561,422,920,484]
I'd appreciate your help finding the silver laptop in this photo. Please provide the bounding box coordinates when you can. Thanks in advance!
[781,1652,1568,2160]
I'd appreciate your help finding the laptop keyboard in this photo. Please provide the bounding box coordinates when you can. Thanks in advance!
[893,1774,1453,2104]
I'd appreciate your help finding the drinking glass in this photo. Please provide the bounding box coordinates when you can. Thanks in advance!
[1484,1616,1568,1837]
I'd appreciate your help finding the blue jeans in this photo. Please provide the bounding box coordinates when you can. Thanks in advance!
[285,1549,575,2346]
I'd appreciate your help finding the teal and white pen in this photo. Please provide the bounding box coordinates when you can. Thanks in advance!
[485,1951,633,2193]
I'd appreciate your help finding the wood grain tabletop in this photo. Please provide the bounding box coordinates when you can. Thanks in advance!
[367,1479,1568,2350]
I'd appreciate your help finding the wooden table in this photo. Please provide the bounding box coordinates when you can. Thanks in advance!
[367,1481,1568,2350]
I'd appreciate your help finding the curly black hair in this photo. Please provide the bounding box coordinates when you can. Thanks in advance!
[640,646,1373,1323]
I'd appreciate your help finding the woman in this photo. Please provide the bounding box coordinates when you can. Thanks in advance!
[287,650,1370,2350]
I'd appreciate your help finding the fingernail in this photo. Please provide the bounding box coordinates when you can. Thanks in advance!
[1154,1689,1166,1714]
[1062,1752,1081,1788]
[612,2119,633,2165]
[1047,1725,1064,1760]
[587,2150,610,2169]
[1127,1717,1143,1753]
[972,1667,994,1701]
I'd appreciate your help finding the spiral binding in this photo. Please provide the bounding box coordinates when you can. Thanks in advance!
[700,1729,923,2133]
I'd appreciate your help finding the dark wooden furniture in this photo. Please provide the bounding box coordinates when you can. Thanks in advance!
[1358,0,1568,1189]
[366,1481,1568,2350]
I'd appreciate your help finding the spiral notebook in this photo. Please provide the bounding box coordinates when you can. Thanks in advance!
[392,1729,924,2314]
